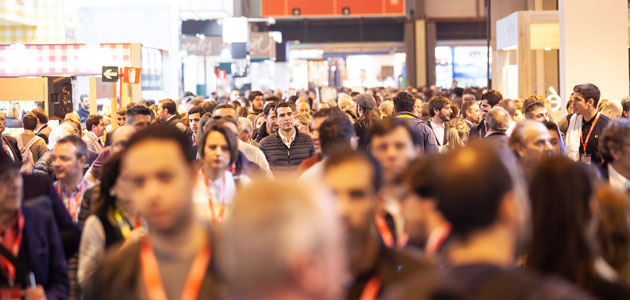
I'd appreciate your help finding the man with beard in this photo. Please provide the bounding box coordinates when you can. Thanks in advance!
[248,91,264,117]
[469,90,503,141]
[253,103,278,143]
[323,149,428,300]
[427,96,452,151]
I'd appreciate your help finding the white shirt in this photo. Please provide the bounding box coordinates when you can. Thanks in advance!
[238,140,273,178]
[506,120,516,136]
[609,164,630,192]
[192,170,250,222]
[430,121,445,150]
[279,129,297,149]
[299,159,326,183]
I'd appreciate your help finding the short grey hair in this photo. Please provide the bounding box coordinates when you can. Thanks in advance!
[237,117,253,134]
[463,94,477,102]
[485,106,510,132]
[600,119,630,163]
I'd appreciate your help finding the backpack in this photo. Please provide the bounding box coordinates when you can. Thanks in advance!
[16,134,42,174]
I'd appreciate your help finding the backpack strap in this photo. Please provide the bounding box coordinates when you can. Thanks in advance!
[23,135,41,151]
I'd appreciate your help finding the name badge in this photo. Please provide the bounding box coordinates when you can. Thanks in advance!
[581,154,592,164]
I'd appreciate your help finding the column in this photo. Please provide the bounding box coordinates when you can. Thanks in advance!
[559,0,629,114]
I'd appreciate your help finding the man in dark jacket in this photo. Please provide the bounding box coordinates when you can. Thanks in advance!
[158,99,186,131]
[259,102,315,175]
[469,89,503,141]
[0,150,69,300]
[0,111,21,165]
[253,103,278,143]
[391,92,439,154]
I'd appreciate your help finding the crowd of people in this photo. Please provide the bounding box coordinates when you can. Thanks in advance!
[1,82,630,299]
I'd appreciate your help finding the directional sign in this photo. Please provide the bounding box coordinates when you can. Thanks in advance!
[102,66,119,82]
[123,67,141,84]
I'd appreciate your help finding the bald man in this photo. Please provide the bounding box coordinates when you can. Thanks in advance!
[508,120,553,179]
[297,101,311,115]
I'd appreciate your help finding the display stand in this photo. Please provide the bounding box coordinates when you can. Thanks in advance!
[496,9,630,108]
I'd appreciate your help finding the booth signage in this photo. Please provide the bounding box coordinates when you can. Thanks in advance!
[123,67,141,84]
[249,32,276,60]
[102,66,119,82]
[181,37,224,56]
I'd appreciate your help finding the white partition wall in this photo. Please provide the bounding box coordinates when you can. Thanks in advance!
[559,0,629,114]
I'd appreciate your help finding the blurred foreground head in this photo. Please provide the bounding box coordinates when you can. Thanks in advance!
[433,141,530,250]
[218,179,345,300]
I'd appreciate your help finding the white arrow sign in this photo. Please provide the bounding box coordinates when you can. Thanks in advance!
[103,68,118,80]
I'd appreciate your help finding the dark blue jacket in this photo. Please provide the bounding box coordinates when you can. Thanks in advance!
[22,174,81,259]
[0,206,70,300]
[392,112,439,154]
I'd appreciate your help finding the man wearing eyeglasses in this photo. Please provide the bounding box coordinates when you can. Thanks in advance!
[565,83,611,165]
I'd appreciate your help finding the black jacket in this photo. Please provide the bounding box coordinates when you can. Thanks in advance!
[259,128,315,175]
[254,121,273,143]
[469,119,487,141]
[1,134,21,165]
[0,206,70,300]
[22,174,81,259]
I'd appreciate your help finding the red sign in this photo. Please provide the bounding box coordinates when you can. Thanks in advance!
[261,0,404,17]
[123,67,141,84]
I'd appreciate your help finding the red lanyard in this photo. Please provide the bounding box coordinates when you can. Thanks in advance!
[580,113,601,152]
[57,180,86,221]
[425,224,451,258]
[375,214,394,248]
[374,214,407,248]
[359,276,382,300]
[140,238,212,300]
[204,175,226,224]
[0,211,24,280]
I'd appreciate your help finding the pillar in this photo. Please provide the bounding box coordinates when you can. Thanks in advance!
[415,20,427,87]
[559,0,629,115]
[425,21,437,86]
[404,21,417,87]
[404,0,426,88]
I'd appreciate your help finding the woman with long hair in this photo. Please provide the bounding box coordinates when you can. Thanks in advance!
[77,153,144,288]
[444,118,469,152]
[526,156,630,299]
[354,94,381,150]
[193,119,245,224]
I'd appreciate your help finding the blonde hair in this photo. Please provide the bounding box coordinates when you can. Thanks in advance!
[445,118,470,151]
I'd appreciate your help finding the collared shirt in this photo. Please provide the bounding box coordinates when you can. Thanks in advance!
[429,121,445,151]
[54,179,87,223]
[35,124,47,135]
[279,129,297,149]
[609,164,630,192]
[83,131,104,154]
[1,137,15,162]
